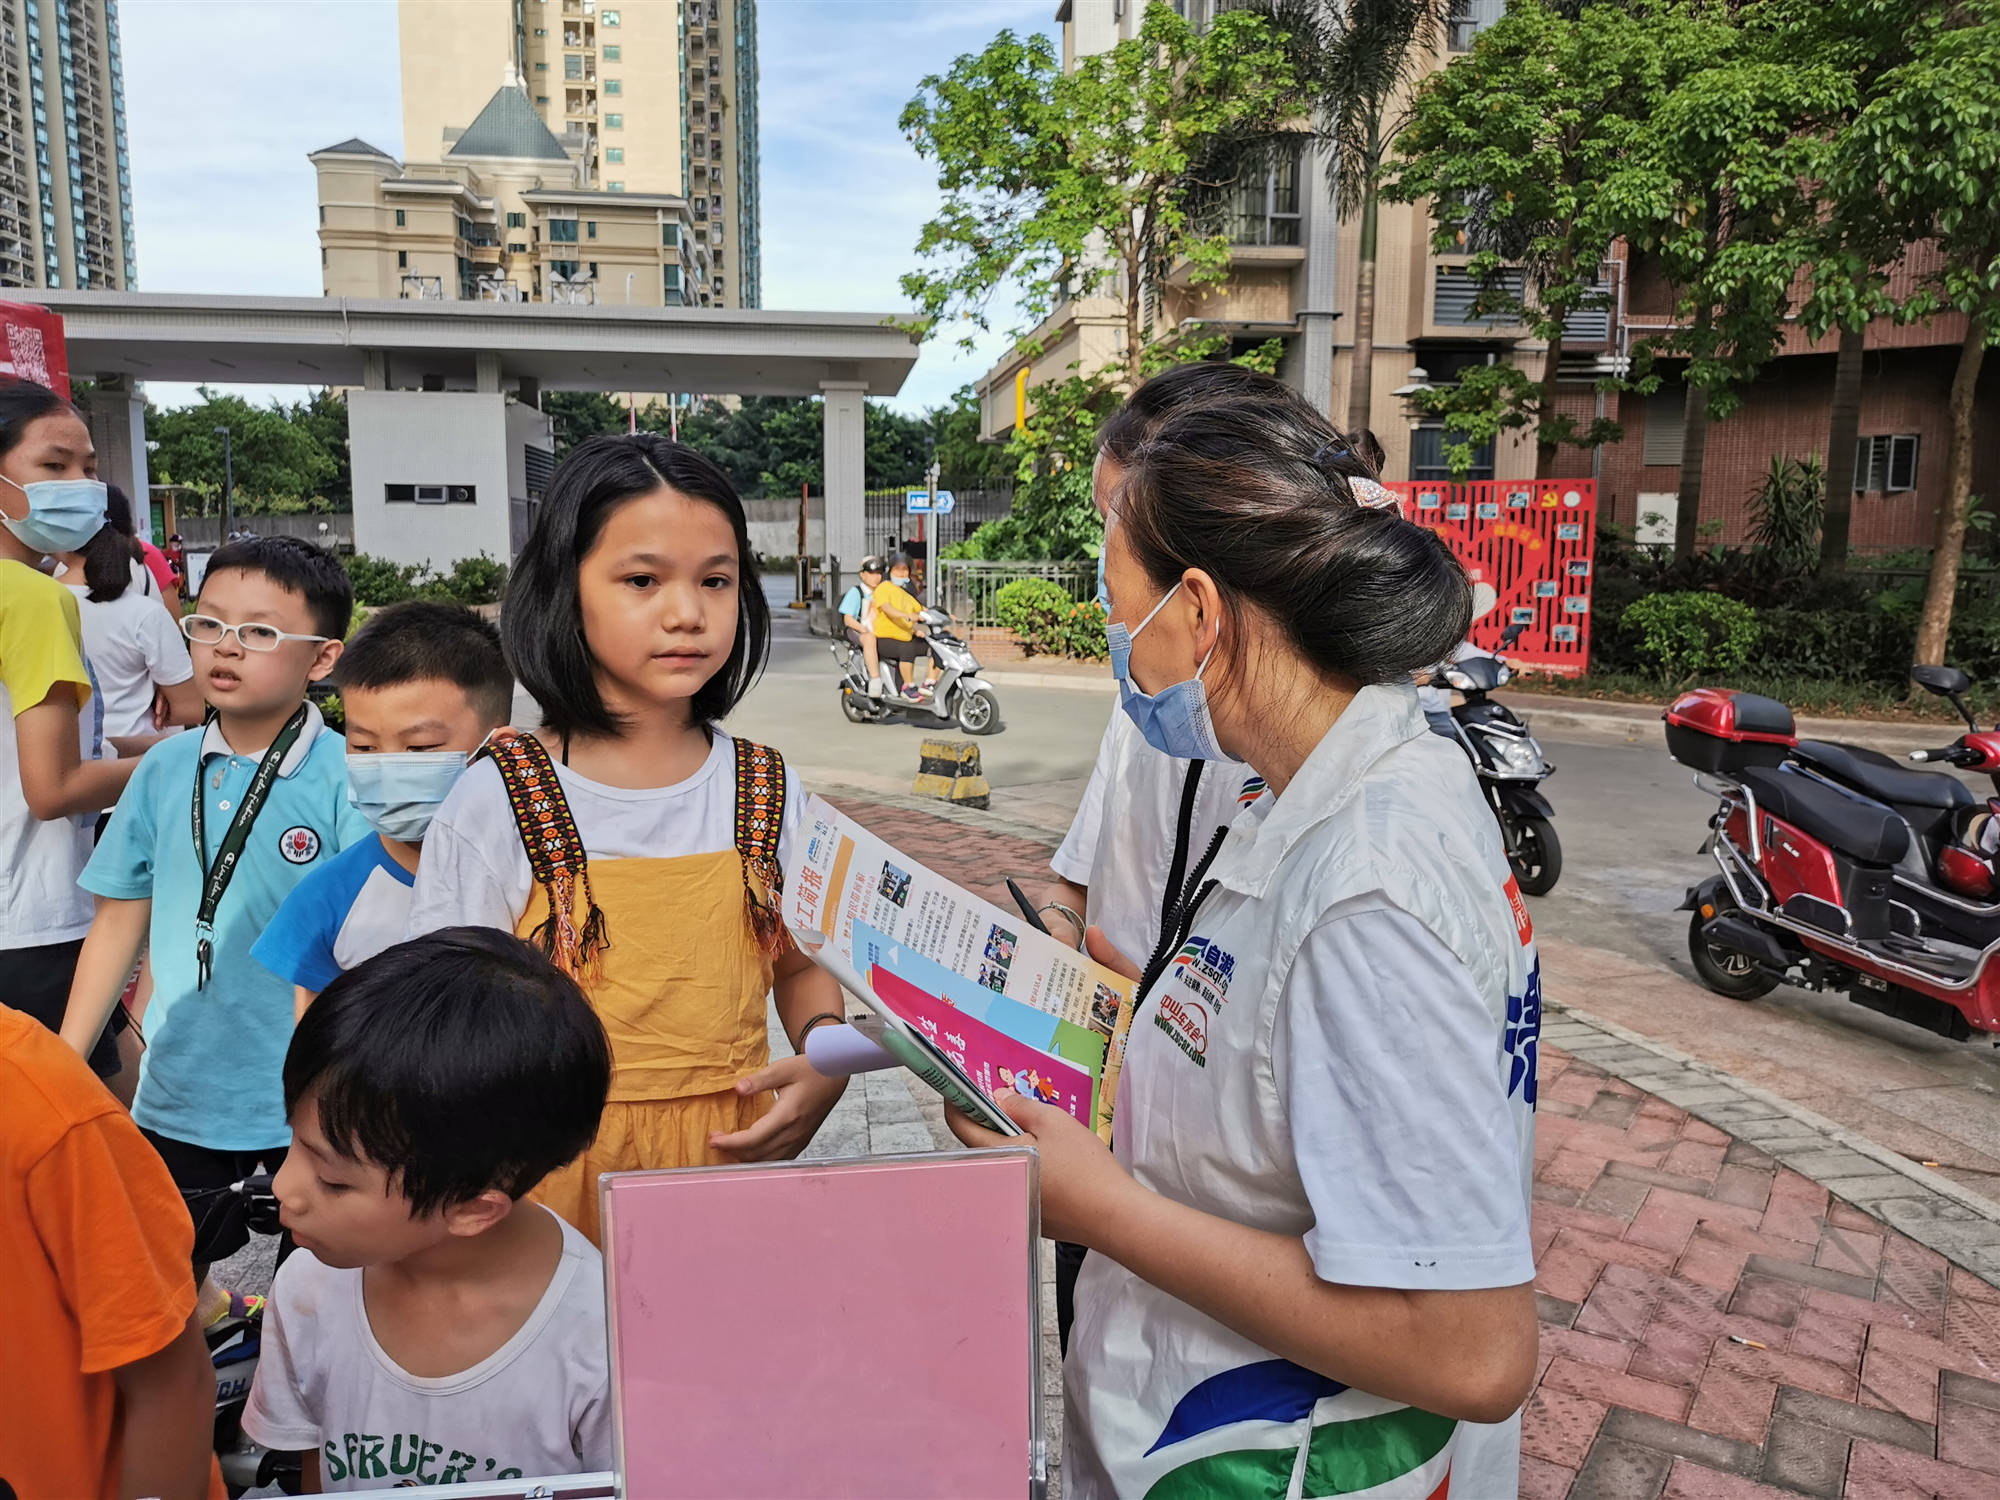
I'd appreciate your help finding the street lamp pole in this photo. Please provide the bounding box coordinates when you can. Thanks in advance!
[213,425,234,537]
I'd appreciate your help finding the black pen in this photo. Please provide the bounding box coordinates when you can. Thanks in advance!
[1006,878,1052,935]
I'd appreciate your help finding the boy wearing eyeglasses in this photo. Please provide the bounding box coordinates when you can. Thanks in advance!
[61,536,370,1323]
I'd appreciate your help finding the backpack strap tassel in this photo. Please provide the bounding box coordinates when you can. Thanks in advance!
[733,738,790,956]
[479,730,609,978]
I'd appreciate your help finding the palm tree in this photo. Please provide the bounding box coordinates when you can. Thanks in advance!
[1244,0,1455,435]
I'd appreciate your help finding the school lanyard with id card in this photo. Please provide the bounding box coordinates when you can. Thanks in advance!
[191,704,308,989]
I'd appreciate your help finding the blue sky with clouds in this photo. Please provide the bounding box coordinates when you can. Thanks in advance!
[118,0,1052,413]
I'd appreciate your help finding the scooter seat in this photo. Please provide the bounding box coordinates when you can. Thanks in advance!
[1739,765,1910,866]
[1793,740,1975,813]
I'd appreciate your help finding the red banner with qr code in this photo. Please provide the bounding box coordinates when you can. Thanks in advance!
[0,300,69,399]
[1384,479,1597,677]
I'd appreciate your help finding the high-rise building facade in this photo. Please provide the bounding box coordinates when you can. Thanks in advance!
[0,0,136,290]
[397,0,759,308]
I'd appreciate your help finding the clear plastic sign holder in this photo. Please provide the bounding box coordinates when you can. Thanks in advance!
[336,1147,1043,1500]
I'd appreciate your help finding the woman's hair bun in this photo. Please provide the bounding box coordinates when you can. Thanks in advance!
[1117,400,1471,686]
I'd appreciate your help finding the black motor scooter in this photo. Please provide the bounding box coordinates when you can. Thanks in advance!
[1439,623,1563,895]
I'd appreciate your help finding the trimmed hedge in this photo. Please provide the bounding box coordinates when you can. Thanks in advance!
[994,577,1108,659]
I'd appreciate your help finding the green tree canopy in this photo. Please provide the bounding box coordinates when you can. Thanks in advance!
[147,387,343,514]
[900,4,1299,390]
[1595,2,1849,559]
[542,392,960,495]
[1385,0,1659,476]
[926,386,1013,481]
[1823,0,2000,663]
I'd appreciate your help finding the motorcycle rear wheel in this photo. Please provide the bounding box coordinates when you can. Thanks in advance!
[1508,815,1562,896]
[1687,909,1780,1000]
[840,689,874,724]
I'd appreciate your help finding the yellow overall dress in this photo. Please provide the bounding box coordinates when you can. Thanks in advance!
[480,730,789,1245]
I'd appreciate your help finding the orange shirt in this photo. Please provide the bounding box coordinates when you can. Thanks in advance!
[0,1005,224,1500]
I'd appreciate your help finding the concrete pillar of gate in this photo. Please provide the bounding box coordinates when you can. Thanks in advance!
[1294,140,1340,421]
[87,373,150,517]
[820,380,867,579]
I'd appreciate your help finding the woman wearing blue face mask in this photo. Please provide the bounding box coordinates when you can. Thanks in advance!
[953,398,1542,1500]
[0,380,143,1074]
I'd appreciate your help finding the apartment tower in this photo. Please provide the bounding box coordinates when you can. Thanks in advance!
[397,0,759,308]
[0,0,136,290]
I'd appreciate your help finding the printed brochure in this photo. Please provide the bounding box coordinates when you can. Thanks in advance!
[784,795,1134,1139]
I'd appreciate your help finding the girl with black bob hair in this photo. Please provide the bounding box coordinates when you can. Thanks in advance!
[409,432,848,1245]
[954,400,1545,1497]
[504,433,769,732]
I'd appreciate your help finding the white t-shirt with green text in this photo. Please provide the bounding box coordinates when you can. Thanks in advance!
[242,1210,612,1488]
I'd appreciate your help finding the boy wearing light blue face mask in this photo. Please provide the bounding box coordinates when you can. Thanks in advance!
[252,602,512,1016]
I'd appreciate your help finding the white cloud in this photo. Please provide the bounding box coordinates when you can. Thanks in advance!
[116,0,1051,415]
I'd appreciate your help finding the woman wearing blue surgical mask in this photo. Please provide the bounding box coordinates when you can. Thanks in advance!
[0,380,143,1077]
[954,399,1541,1500]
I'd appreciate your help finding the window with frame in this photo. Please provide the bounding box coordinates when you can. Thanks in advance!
[397,250,407,268]
[603,44,620,60]
[602,8,619,23]
[395,208,405,227]
[605,78,622,95]
[551,259,581,280]
[606,113,623,128]
[385,484,477,505]
[608,182,624,192]
[507,211,525,228]
[1854,434,1920,494]
[586,221,597,239]
[548,217,578,243]
[1411,424,1495,482]
[1448,0,1503,52]
[606,147,624,163]
[1228,139,1302,247]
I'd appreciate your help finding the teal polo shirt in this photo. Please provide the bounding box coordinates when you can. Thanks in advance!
[82,705,370,1150]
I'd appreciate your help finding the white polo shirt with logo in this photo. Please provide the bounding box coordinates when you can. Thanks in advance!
[1064,683,1540,1500]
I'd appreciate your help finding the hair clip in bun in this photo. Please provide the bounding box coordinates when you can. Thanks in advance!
[1309,441,1351,473]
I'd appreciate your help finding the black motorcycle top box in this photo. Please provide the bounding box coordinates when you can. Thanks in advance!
[1663,688,1798,773]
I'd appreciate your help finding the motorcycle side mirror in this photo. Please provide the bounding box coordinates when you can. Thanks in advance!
[1912,665,1979,731]
[1499,623,1527,648]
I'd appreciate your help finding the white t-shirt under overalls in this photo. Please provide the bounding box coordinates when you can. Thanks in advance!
[1065,683,1541,1500]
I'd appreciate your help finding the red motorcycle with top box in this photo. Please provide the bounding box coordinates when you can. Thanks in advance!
[1665,666,2000,1040]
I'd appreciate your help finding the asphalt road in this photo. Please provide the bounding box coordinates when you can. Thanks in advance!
[726,581,1118,796]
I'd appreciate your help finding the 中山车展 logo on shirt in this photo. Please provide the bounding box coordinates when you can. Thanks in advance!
[277,826,321,864]
[1170,935,1236,1009]
[1155,992,1209,1065]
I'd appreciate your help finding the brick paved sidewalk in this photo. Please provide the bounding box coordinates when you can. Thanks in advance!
[828,790,2000,1500]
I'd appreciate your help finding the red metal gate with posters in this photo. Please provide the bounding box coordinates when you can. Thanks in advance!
[1385,478,1598,677]
[0,300,69,398]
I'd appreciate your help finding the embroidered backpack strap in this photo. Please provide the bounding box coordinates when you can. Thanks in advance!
[474,729,608,978]
[732,738,789,954]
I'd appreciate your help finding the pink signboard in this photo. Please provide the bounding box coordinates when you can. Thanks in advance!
[600,1148,1042,1499]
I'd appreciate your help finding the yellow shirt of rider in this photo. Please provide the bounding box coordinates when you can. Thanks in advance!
[870,580,921,642]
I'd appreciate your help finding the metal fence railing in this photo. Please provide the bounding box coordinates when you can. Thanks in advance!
[938,559,1098,629]
[172,513,355,550]
[861,483,1016,560]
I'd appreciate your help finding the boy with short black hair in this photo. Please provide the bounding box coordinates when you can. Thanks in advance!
[252,601,513,1013]
[61,535,369,1302]
[243,927,615,1491]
